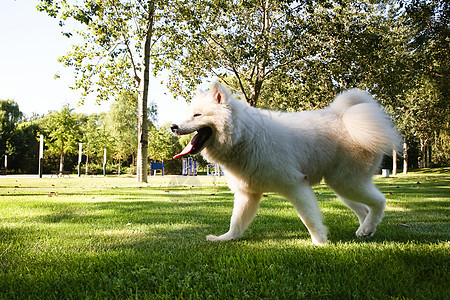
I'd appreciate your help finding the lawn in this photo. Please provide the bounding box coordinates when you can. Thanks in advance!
[0,169,449,299]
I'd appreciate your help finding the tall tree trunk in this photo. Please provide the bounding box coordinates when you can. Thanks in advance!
[392,149,397,176]
[403,142,408,174]
[118,158,121,176]
[419,137,426,168]
[428,145,432,167]
[59,152,64,174]
[85,154,89,175]
[136,2,154,183]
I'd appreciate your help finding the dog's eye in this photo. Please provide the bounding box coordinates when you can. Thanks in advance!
[193,113,202,117]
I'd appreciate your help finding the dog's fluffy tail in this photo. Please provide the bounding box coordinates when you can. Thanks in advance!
[329,89,402,155]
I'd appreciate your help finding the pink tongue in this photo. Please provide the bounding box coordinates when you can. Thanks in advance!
[173,134,199,159]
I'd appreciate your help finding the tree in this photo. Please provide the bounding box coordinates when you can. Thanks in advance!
[104,93,138,174]
[44,105,81,174]
[103,92,157,175]
[391,0,450,169]
[404,0,449,96]
[0,100,23,161]
[80,113,112,175]
[10,122,41,174]
[37,0,167,182]
[159,0,315,106]
[0,101,41,174]
[158,0,403,109]
[406,0,449,167]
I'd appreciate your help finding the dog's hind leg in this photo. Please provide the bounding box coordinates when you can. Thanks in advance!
[206,191,262,242]
[282,183,328,246]
[338,196,369,226]
[331,181,386,237]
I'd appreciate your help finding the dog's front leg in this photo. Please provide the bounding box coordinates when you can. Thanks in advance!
[281,181,328,246]
[207,191,262,242]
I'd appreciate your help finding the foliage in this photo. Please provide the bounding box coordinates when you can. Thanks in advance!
[404,0,449,95]
[79,113,112,174]
[0,169,448,298]
[392,0,450,167]
[158,0,448,167]
[104,93,139,162]
[102,92,158,175]
[399,76,449,157]
[0,101,41,173]
[159,0,316,106]
[253,2,367,110]
[0,100,23,158]
[37,0,148,102]
[157,0,401,110]
[9,122,41,173]
[43,104,81,172]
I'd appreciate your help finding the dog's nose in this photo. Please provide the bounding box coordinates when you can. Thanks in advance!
[170,124,179,133]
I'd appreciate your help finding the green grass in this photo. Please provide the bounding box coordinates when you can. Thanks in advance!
[0,169,449,299]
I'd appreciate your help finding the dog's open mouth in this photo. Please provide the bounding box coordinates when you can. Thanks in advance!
[173,127,213,159]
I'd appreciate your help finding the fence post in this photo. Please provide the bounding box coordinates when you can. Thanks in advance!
[103,148,107,176]
[392,149,397,176]
[78,143,82,177]
[39,135,44,178]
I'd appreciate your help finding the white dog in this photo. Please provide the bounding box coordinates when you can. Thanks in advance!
[171,82,400,245]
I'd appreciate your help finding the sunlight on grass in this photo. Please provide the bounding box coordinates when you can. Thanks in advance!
[385,205,411,212]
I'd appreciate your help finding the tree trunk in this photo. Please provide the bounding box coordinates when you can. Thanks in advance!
[118,158,121,176]
[403,142,408,174]
[59,152,64,174]
[392,149,397,176]
[419,137,426,168]
[250,78,263,107]
[428,145,432,167]
[136,2,154,183]
[85,154,89,175]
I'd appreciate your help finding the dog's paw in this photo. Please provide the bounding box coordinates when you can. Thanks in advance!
[356,226,376,237]
[312,239,328,246]
[206,235,222,242]
[311,236,328,246]
[206,232,239,242]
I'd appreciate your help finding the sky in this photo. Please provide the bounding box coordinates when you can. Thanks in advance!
[0,0,188,126]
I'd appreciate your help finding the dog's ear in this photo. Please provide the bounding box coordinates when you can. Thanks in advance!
[211,82,227,104]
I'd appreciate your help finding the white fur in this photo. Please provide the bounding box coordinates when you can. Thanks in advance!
[173,82,401,245]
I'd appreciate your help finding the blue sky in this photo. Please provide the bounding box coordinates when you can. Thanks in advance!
[0,0,187,126]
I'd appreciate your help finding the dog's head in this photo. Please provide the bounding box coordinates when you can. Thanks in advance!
[171,82,232,159]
